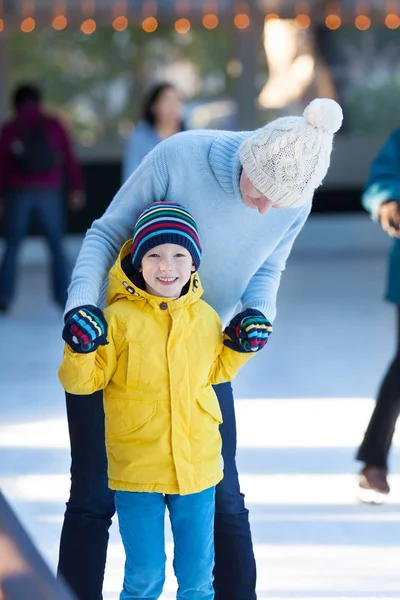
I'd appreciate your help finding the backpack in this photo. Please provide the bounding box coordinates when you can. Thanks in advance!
[10,121,56,173]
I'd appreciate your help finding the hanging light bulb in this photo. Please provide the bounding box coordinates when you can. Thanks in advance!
[0,0,4,32]
[294,2,310,28]
[355,2,371,30]
[81,18,96,34]
[112,0,128,31]
[355,14,371,29]
[21,17,35,32]
[113,15,128,30]
[81,0,96,34]
[175,0,191,34]
[265,13,279,22]
[52,2,67,30]
[385,1,400,28]
[175,18,191,33]
[203,0,218,29]
[325,2,341,29]
[142,0,158,33]
[234,1,250,29]
[21,1,35,32]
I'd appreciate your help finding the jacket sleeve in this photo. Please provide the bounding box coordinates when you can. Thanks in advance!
[240,202,311,323]
[58,314,118,394]
[362,130,400,220]
[209,334,254,385]
[64,141,169,314]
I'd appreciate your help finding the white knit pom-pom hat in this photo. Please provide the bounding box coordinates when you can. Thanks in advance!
[239,98,343,208]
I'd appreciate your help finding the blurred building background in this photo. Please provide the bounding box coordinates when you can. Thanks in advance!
[0,0,399,234]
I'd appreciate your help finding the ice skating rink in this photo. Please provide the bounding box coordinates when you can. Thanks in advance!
[1,215,400,599]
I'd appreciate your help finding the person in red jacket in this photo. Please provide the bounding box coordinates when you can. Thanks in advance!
[0,83,85,312]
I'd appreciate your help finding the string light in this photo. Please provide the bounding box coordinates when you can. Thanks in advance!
[175,17,191,33]
[295,13,310,28]
[52,14,67,29]
[355,14,371,29]
[21,17,35,32]
[81,18,96,34]
[52,3,67,30]
[202,0,218,29]
[0,19,3,32]
[113,15,128,30]
[355,2,371,30]
[112,0,128,30]
[234,14,250,29]
[295,3,310,29]
[0,0,3,32]
[142,0,158,32]
[325,2,341,29]
[142,16,158,32]
[325,13,341,29]
[203,13,218,28]
[265,13,279,22]
[80,0,96,34]
[234,1,250,29]
[385,12,400,27]
[385,2,399,28]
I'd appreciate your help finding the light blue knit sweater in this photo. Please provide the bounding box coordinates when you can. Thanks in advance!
[66,130,312,325]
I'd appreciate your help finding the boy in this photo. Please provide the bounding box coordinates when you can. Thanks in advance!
[59,202,270,600]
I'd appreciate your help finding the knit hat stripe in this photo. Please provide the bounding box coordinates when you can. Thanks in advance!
[132,221,201,253]
[134,215,199,239]
[131,229,201,266]
[134,207,197,232]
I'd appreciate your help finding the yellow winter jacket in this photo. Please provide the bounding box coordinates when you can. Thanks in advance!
[59,240,253,496]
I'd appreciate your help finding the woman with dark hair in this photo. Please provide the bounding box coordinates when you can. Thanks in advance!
[122,82,184,183]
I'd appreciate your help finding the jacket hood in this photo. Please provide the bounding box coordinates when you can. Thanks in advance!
[106,239,204,310]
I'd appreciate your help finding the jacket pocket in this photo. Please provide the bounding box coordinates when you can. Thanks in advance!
[105,396,157,437]
[196,387,223,424]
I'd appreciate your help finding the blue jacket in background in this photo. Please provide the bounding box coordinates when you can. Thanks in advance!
[122,121,160,184]
[362,127,400,304]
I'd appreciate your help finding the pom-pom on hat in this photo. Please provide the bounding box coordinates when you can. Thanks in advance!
[239,98,343,208]
[131,202,202,271]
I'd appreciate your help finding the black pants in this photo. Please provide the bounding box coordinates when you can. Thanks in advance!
[58,383,257,600]
[357,306,400,470]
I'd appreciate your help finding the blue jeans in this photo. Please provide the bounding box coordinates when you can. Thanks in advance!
[0,189,69,306]
[115,488,215,600]
[58,382,257,600]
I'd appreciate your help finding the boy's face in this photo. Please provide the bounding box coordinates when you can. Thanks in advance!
[140,243,196,299]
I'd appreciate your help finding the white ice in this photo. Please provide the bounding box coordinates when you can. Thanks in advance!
[1,214,399,599]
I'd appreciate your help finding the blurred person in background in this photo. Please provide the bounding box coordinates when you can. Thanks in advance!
[58,98,342,600]
[122,82,184,183]
[0,83,85,313]
[357,127,400,503]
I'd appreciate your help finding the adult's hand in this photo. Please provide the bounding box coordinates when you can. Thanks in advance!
[62,305,108,353]
[68,190,86,212]
[379,201,400,238]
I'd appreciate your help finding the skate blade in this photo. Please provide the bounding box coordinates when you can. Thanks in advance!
[357,486,388,505]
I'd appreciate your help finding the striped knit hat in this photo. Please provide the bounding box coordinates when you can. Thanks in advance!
[131,202,202,271]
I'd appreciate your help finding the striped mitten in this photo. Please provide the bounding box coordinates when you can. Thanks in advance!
[62,305,108,353]
[224,309,272,353]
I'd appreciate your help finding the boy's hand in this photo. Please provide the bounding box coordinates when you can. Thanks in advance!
[62,305,108,353]
[224,309,272,353]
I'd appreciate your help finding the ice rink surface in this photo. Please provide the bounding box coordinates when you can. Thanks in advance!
[1,215,400,599]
